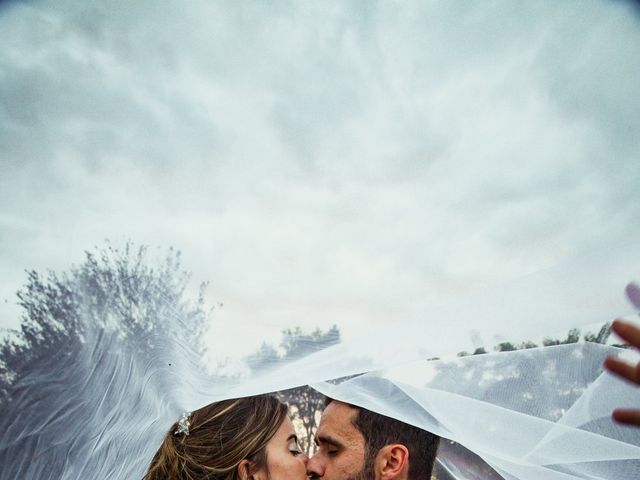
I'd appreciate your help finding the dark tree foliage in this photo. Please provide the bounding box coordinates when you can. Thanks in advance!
[246,342,281,373]
[247,325,340,455]
[278,326,340,455]
[246,326,340,373]
[542,327,582,347]
[278,385,327,456]
[432,323,613,479]
[583,323,612,344]
[0,242,210,407]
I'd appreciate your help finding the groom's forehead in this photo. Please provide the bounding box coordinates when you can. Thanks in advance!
[317,401,364,446]
[322,400,357,423]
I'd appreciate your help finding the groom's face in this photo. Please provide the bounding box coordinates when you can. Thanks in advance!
[307,401,373,480]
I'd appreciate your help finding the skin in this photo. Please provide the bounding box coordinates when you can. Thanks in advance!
[307,401,409,480]
[239,417,308,480]
[307,401,367,480]
[603,319,640,426]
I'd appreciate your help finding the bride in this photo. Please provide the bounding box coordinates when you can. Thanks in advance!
[145,395,307,480]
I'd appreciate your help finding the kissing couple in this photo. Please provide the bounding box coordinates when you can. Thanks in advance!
[144,317,640,480]
[144,393,440,480]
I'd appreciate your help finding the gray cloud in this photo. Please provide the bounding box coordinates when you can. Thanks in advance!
[1,0,639,357]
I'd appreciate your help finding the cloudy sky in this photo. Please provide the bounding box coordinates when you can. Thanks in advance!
[1,0,639,358]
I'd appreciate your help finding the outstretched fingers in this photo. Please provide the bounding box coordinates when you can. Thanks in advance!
[610,319,640,349]
[604,356,640,386]
[604,319,640,386]
[612,408,640,427]
[605,315,640,426]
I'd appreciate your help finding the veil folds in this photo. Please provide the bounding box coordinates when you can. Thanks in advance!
[1,1,640,478]
[1,246,638,480]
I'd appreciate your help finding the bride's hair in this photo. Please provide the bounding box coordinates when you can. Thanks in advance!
[144,395,288,480]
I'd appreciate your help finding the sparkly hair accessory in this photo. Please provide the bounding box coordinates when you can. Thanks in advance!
[174,411,192,436]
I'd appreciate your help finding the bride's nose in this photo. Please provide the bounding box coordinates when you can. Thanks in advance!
[306,454,323,478]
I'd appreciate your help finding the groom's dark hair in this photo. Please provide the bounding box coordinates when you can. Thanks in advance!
[325,397,439,479]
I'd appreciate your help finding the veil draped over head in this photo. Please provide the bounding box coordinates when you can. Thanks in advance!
[1,1,640,479]
[0,244,639,479]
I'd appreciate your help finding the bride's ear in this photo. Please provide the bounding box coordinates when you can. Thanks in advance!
[237,459,252,480]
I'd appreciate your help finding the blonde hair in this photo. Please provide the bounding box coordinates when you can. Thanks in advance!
[144,395,288,480]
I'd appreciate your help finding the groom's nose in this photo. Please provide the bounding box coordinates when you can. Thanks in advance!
[306,454,324,479]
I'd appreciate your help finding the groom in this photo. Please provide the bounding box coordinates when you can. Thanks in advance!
[307,397,439,480]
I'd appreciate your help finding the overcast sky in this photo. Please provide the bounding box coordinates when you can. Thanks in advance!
[1,0,639,359]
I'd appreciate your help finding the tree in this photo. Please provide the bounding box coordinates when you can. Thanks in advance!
[584,322,611,344]
[430,324,613,479]
[542,327,583,347]
[1,242,210,405]
[246,325,341,455]
[279,326,340,454]
[0,242,214,479]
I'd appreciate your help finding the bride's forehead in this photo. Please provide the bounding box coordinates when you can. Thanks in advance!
[274,416,296,437]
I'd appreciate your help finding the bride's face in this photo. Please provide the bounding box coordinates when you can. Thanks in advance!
[260,416,308,480]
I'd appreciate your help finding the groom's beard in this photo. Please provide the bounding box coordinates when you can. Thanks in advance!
[346,458,375,480]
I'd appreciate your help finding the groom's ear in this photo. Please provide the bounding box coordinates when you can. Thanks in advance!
[375,444,409,480]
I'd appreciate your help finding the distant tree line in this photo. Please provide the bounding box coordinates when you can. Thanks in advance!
[0,242,624,477]
[459,322,614,357]
[0,242,339,458]
[247,326,340,455]
[431,323,616,480]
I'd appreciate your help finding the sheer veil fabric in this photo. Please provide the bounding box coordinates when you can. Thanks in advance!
[313,343,640,480]
[0,247,638,479]
[1,1,640,479]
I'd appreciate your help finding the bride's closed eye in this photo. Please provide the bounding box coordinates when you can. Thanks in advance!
[288,439,302,456]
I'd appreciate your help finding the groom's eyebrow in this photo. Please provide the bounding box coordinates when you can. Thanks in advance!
[315,434,343,448]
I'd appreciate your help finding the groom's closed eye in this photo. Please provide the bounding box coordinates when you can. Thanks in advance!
[315,434,343,455]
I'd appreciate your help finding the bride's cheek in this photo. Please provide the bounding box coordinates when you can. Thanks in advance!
[294,456,307,471]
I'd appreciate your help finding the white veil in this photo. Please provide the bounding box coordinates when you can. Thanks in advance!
[1,1,640,479]
[0,245,638,479]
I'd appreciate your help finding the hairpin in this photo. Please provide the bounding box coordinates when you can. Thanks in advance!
[174,411,192,436]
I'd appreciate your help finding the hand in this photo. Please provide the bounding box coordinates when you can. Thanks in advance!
[603,319,640,426]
